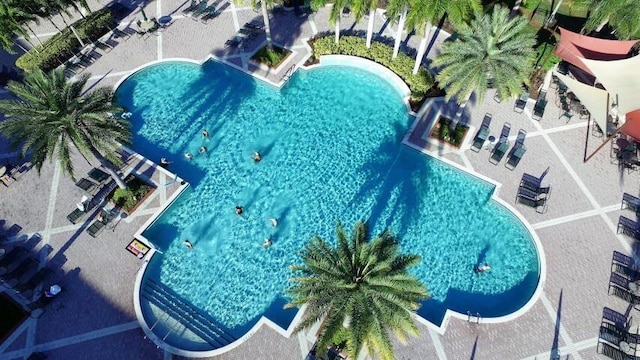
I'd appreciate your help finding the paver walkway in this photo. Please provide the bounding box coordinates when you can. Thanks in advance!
[1,1,638,359]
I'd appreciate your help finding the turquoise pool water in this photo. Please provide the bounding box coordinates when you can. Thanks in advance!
[116,60,540,350]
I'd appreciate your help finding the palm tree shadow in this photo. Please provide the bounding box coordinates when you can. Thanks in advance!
[348,121,431,238]
[549,290,563,360]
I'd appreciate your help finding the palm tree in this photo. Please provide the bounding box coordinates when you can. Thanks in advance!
[349,0,378,48]
[0,0,43,49]
[311,0,350,43]
[405,0,480,74]
[574,0,640,40]
[285,221,428,360]
[433,5,536,104]
[0,68,132,188]
[386,0,410,58]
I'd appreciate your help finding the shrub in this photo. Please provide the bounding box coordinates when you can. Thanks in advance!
[110,177,153,211]
[16,9,114,72]
[310,36,434,100]
[251,46,290,68]
[432,117,468,147]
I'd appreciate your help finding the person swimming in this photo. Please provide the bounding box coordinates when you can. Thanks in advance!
[183,240,193,249]
[184,152,192,160]
[160,158,170,168]
[199,146,207,154]
[474,264,491,273]
[263,238,272,247]
[235,205,244,215]
[202,129,209,138]
[268,218,278,227]
[253,151,261,163]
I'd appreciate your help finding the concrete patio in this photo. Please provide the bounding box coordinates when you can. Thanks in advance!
[0,0,638,359]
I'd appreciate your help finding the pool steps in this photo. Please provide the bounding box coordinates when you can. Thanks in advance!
[142,279,236,347]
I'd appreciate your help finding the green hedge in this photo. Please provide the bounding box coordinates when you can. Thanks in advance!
[16,9,114,72]
[311,36,434,100]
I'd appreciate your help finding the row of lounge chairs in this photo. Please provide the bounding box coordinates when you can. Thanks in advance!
[470,115,527,168]
[183,0,220,23]
[515,169,551,214]
[225,20,264,49]
[74,167,110,195]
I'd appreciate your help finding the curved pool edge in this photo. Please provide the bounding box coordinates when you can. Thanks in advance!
[402,100,546,334]
[120,57,545,356]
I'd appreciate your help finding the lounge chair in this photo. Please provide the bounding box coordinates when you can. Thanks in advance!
[0,247,28,269]
[182,0,198,14]
[244,20,264,30]
[610,272,631,290]
[515,188,548,213]
[200,5,219,22]
[470,113,492,152]
[87,209,116,238]
[602,307,630,331]
[617,216,640,239]
[532,90,547,121]
[520,167,550,189]
[505,129,527,170]
[0,257,38,283]
[225,37,243,48]
[87,167,110,184]
[489,122,510,164]
[514,92,529,113]
[75,178,97,194]
[612,263,640,282]
[191,1,209,17]
[14,267,55,294]
[622,193,640,214]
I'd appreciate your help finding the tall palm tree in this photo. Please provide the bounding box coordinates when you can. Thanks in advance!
[311,0,350,43]
[285,221,428,360]
[574,0,640,40]
[405,0,480,74]
[0,0,43,49]
[0,68,131,188]
[433,5,536,104]
[386,0,410,58]
[349,0,377,48]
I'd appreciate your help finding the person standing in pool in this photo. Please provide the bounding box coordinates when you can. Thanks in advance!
[253,151,261,163]
[474,264,491,273]
[235,206,244,215]
[183,240,193,249]
[202,129,209,138]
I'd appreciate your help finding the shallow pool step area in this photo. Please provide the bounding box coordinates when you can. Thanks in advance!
[142,279,236,348]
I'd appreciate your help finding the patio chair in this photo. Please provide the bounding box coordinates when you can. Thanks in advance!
[599,323,625,347]
[244,20,264,29]
[514,92,529,113]
[489,123,510,164]
[470,113,492,152]
[515,188,548,213]
[0,257,38,283]
[191,1,209,18]
[532,90,547,121]
[25,293,55,312]
[602,307,631,331]
[75,178,97,194]
[617,216,640,239]
[505,129,527,170]
[225,37,243,48]
[612,251,639,271]
[200,5,219,22]
[622,193,640,214]
[87,167,110,184]
[610,272,631,290]
[0,247,28,269]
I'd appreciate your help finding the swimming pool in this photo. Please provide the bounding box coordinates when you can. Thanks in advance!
[116,59,541,355]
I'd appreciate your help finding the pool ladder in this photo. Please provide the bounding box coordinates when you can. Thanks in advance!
[282,64,296,83]
[467,311,481,324]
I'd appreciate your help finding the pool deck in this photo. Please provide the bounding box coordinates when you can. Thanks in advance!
[0,0,637,359]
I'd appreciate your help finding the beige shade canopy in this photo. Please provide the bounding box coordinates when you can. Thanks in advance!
[581,55,640,116]
[553,71,611,133]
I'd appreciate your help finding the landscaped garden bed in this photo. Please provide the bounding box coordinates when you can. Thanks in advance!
[16,8,115,72]
[250,45,292,69]
[429,116,469,148]
[307,35,444,111]
[107,175,155,215]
